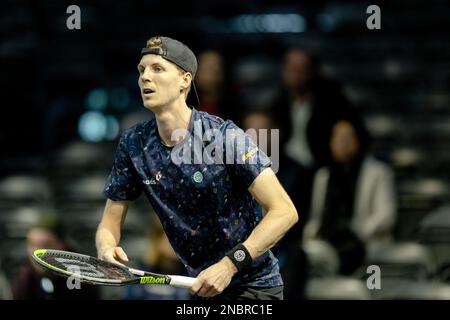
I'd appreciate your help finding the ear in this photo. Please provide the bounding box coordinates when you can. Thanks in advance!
[181,72,192,90]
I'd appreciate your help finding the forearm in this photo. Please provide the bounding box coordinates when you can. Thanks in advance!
[95,199,128,255]
[191,210,298,297]
[243,207,298,259]
[95,224,121,254]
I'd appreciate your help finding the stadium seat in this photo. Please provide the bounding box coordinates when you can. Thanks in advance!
[408,178,449,199]
[302,239,340,277]
[52,140,112,171]
[120,236,149,261]
[56,174,109,212]
[0,175,53,210]
[390,146,423,170]
[305,276,371,300]
[376,280,450,300]
[48,141,113,191]
[418,205,450,281]
[0,206,49,239]
[419,205,450,242]
[60,204,149,256]
[60,205,104,254]
[365,242,436,280]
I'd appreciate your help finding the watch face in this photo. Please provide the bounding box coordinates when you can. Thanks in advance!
[234,250,246,262]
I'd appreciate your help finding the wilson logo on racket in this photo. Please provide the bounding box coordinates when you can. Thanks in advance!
[140,276,168,285]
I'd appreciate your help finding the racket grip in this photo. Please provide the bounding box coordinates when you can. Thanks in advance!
[169,275,197,288]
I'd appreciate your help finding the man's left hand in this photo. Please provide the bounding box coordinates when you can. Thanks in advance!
[190,257,238,298]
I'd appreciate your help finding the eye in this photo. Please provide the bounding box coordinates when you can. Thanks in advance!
[138,66,145,74]
[153,65,163,72]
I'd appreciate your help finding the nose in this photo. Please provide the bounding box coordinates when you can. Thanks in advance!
[140,67,152,83]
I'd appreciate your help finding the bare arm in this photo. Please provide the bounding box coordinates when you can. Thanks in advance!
[95,199,130,264]
[243,167,299,259]
[191,167,299,297]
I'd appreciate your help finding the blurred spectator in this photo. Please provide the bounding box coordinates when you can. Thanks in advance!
[122,215,191,300]
[270,48,352,169]
[190,50,238,120]
[303,116,397,274]
[266,49,362,295]
[242,111,313,243]
[11,213,100,299]
[242,110,310,300]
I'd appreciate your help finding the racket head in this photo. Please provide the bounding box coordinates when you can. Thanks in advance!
[32,249,138,286]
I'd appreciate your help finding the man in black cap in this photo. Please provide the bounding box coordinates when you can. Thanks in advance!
[96,36,298,300]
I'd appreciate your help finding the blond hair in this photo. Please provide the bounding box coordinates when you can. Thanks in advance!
[145,36,192,99]
[146,36,163,49]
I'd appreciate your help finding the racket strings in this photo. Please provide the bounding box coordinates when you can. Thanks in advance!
[41,253,132,281]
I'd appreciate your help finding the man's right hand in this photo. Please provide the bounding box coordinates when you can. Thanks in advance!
[98,246,129,266]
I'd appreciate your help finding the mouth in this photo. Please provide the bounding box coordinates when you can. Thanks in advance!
[143,88,155,95]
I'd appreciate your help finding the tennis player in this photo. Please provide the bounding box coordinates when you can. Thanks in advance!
[95,36,298,300]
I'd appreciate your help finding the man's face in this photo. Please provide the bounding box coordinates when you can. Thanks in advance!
[330,121,361,163]
[282,49,314,93]
[243,112,273,155]
[27,228,65,274]
[137,54,187,110]
[196,51,224,92]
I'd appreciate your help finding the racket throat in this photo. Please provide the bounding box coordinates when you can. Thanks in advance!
[128,267,146,276]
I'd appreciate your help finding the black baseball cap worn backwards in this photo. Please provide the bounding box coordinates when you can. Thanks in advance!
[141,36,198,78]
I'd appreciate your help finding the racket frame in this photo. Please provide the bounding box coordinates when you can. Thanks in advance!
[32,249,195,288]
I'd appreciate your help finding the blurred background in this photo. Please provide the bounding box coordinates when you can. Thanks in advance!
[1,0,450,300]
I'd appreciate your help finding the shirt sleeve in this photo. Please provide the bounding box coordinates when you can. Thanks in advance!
[103,130,142,201]
[223,120,272,188]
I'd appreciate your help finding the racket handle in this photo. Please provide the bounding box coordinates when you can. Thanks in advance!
[169,275,197,288]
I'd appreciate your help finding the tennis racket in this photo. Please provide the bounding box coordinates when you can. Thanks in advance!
[32,249,196,289]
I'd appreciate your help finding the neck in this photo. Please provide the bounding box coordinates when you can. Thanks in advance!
[153,100,192,147]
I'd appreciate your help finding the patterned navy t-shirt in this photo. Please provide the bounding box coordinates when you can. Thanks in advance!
[103,108,283,288]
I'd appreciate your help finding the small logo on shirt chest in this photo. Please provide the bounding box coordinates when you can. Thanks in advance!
[192,171,203,183]
[144,171,162,185]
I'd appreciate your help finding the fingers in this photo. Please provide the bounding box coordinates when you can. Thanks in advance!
[103,250,119,264]
[190,259,234,298]
[190,278,203,295]
[190,277,224,298]
[115,247,129,262]
[200,281,223,298]
[99,247,128,266]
